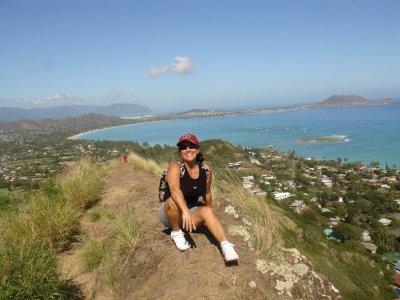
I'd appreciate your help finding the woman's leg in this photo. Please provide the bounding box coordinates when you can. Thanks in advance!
[163,198,182,231]
[191,206,226,242]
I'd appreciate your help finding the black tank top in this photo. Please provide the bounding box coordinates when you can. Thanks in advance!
[180,163,207,208]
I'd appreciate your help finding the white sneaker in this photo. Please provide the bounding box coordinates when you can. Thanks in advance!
[221,241,239,262]
[171,229,190,251]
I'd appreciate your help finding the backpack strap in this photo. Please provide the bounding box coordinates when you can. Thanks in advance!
[179,160,185,177]
[180,159,209,177]
[199,162,210,177]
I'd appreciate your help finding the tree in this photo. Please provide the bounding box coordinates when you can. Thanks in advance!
[372,228,396,254]
[370,161,380,168]
[334,223,362,242]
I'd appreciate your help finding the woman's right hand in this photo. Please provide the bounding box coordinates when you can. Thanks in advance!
[182,210,196,232]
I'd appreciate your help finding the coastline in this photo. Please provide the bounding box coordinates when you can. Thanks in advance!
[65,101,400,168]
[67,119,165,140]
[66,100,396,141]
[67,105,311,141]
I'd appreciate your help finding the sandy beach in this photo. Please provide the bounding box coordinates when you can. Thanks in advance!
[67,119,165,140]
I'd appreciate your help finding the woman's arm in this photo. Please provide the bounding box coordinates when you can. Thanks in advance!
[166,162,196,232]
[203,164,213,207]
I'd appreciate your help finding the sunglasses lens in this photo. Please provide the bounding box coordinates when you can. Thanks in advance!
[179,144,198,150]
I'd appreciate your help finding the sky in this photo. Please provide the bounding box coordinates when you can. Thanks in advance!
[0,0,399,112]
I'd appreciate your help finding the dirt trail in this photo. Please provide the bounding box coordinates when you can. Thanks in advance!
[58,164,341,299]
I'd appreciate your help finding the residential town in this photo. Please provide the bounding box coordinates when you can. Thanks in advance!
[228,145,400,294]
[2,116,400,296]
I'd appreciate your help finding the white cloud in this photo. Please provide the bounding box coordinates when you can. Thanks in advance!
[171,56,194,74]
[106,89,122,99]
[14,94,85,106]
[148,66,169,77]
[148,56,194,77]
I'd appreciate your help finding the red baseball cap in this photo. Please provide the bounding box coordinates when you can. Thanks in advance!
[176,133,200,146]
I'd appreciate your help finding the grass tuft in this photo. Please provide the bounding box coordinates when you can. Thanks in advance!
[0,224,63,299]
[115,207,142,258]
[215,168,282,257]
[88,205,105,222]
[58,157,105,209]
[0,157,109,298]
[127,152,165,175]
[78,236,106,273]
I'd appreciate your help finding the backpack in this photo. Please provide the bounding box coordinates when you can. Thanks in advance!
[158,160,210,202]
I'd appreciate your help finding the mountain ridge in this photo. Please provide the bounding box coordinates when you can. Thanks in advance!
[0,103,152,121]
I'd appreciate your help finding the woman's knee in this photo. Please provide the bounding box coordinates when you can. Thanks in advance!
[164,198,179,214]
[197,206,215,218]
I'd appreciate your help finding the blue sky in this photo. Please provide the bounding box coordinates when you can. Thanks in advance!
[0,0,399,112]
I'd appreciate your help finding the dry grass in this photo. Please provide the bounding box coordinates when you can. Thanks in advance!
[215,169,282,258]
[58,157,105,208]
[127,152,165,175]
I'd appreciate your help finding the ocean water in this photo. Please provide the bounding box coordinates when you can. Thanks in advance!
[78,102,400,168]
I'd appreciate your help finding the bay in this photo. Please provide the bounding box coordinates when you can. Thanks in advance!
[77,102,400,168]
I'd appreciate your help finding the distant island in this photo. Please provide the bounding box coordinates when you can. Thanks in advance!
[310,95,395,108]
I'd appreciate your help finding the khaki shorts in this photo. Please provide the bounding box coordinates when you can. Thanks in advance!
[158,201,200,227]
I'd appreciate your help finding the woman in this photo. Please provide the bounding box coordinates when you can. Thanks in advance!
[158,133,239,263]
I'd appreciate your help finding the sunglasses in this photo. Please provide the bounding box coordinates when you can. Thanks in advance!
[178,143,199,150]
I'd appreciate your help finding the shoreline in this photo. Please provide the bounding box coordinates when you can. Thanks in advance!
[67,119,166,140]
[66,101,397,141]
[65,103,400,168]
[67,105,309,141]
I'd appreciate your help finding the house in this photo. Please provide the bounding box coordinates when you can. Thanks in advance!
[242,182,254,189]
[261,174,276,180]
[328,221,339,227]
[250,158,262,165]
[242,175,255,182]
[284,180,295,188]
[383,176,397,183]
[324,228,341,242]
[321,176,333,187]
[289,200,305,213]
[228,162,242,169]
[361,230,371,242]
[330,216,341,223]
[361,242,378,254]
[379,218,392,226]
[272,191,292,201]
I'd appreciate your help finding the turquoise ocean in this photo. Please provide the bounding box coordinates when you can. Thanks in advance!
[78,101,400,168]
